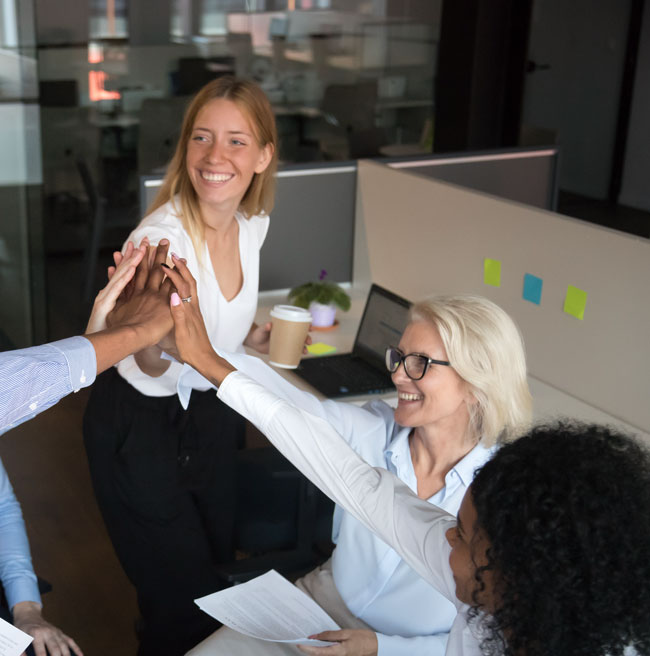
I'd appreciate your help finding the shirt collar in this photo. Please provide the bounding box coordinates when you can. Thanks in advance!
[452,441,493,488]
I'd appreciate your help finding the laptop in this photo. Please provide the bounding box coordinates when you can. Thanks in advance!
[294,284,411,398]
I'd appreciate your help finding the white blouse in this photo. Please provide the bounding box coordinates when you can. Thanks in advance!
[116,199,269,397]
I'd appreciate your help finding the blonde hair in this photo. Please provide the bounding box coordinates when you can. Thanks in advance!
[147,76,278,259]
[410,294,532,446]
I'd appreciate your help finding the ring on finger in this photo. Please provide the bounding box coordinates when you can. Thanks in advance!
[181,295,192,304]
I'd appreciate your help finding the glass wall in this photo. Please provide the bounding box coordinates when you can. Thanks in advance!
[0,0,43,348]
[28,0,440,341]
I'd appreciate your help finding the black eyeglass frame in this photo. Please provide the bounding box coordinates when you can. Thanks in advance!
[385,346,451,381]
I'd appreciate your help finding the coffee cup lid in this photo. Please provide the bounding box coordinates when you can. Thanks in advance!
[270,304,312,322]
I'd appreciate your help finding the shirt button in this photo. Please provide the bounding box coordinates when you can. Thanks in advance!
[80,370,87,384]
[29,402,38,411]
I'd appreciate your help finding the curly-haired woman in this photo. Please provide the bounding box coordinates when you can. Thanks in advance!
[165,259,650,656]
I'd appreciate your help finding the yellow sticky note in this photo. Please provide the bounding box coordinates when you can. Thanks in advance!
[563,285,587,320]
[483,258,502,287]
[307,342,337,356]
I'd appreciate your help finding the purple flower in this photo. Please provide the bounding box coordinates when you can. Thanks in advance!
[319,269,328,281]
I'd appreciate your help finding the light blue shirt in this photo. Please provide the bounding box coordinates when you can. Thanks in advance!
[0,337,96,436]
[0,458,40,609]
[331,401,492,656]
[177,353,492,656]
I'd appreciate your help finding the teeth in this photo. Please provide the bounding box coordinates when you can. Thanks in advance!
[399,393,423,401]
[202,172,232,182]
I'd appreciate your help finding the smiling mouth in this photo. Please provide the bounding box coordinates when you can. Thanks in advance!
[201,172,233,183]
[398,392,423,401]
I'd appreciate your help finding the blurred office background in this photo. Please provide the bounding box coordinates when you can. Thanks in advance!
[0,0,649,350]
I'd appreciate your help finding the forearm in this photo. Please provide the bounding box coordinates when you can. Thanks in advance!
[0,471,40,608]
[86,326,166,375]
[217,372,457,599]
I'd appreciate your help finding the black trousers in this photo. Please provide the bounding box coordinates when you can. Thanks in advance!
[83,368,244,656]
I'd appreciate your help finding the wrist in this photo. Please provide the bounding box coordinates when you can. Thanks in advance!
[200,351,236,387]
[13,600,42,620]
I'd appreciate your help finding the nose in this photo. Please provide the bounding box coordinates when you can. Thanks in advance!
[391,361,409,385]
[205,139,224,163]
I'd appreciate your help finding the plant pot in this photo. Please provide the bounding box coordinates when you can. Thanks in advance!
[309,301,337,328]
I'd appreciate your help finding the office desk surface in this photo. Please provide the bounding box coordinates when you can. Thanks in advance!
[252,288,649,443]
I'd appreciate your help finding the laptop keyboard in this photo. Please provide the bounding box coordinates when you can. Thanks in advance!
[298,356,394,397]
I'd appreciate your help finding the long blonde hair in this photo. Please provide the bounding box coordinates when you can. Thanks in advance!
[410,295,532,446]
[147,76,278,258]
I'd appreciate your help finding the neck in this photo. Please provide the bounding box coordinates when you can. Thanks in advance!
[199,199,240,233]
[409,423,476,498]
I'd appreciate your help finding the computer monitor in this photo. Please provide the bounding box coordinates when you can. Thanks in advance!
[384,146,560,211]
[139,161,357,291]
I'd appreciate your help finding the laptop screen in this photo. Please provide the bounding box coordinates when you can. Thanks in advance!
[352,285,411,369]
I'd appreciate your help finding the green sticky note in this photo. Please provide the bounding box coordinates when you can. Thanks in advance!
[563,285,587,320]
[483,258,502,287]
[307,342,337,356]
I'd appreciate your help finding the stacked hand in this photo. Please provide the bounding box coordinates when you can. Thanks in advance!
[85,239,148,334]
[104,239,175,347]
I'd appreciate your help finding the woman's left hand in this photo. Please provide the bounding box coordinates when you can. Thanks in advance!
[244,322,272,354]
[297,630,378,656]
[244,322,313,355]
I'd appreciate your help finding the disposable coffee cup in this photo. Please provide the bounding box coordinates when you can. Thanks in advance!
[269,305,312,369]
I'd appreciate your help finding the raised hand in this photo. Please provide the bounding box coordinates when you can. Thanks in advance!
[162,255,235,385]
[85,239,147,334]
[105,239,174,346]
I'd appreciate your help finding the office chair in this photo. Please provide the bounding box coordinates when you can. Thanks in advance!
[216,446,334,585]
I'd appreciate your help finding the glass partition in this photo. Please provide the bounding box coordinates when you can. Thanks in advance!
[30,0,440,338]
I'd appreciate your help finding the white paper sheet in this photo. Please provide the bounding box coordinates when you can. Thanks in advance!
[0,618,32,656]
[195,570,340,646]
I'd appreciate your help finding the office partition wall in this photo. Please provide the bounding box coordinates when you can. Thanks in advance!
[354,160,650,433]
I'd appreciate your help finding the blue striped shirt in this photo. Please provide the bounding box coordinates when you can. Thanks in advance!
[0,336,96,436]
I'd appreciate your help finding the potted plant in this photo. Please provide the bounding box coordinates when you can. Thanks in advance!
[288,269,351,329]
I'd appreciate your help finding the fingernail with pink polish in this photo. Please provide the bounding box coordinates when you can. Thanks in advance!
[171,292,181,307]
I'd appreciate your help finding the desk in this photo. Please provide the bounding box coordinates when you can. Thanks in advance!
[251,286,650,443]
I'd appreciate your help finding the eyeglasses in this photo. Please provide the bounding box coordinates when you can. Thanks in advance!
[385,346,450,381]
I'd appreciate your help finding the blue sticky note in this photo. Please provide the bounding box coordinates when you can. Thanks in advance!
[522,273,543,305]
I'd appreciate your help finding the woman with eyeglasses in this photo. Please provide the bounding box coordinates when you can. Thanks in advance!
[180,284,531,656]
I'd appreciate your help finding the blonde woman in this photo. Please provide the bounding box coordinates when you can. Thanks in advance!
[164,276,532,656]
[82,77,277,656]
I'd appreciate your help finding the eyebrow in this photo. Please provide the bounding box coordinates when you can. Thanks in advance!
[192,126,253,137]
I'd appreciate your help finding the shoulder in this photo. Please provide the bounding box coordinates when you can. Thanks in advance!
[128,200,191,248]
[238,212,270,248]
[339,399,396,455]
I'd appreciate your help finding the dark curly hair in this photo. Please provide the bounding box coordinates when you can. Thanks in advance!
[469,421,650,656]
